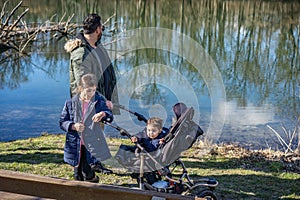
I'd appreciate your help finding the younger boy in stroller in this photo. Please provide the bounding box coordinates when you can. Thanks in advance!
[115,116,169,185]
[131,117,167,152]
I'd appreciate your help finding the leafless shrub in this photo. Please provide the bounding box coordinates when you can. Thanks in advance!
[267,116,300,155]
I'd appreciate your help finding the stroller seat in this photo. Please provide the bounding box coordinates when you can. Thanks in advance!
[115,106,203,173]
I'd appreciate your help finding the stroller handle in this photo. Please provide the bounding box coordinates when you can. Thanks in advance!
[114,104,148,123]
[103,121,132,138]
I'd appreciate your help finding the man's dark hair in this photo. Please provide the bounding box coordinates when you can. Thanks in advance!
[83,13,102,34]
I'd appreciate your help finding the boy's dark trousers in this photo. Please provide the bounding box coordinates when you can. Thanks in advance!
[74,144,95,181]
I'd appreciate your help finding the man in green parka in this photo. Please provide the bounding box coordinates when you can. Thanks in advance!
[64,13,119,112]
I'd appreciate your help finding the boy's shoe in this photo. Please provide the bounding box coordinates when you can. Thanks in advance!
[91,162,113,174]
[85,175,99,183]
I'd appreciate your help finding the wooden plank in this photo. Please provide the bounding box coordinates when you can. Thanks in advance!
[0,170,193,200]
[0,191,54,200]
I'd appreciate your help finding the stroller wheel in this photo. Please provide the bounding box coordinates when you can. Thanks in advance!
[195,190,217,200]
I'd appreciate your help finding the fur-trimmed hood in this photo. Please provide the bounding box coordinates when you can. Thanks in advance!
[64,38,83,53]
[64,33,89,53]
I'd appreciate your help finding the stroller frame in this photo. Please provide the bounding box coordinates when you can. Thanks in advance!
[105,104,218,199]
[137,144,218,198]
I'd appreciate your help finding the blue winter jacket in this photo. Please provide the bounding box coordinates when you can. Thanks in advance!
[136,127,168,152]
[59,93,113,167]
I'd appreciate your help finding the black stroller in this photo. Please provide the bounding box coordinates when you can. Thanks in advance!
[105,103,218,199]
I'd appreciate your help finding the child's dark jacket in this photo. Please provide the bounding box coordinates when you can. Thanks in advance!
[135,128,168,152]
[59,93,113,167]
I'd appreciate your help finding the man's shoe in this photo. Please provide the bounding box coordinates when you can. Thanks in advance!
[91,162,113,174]
[85,175,99,183]
[73,167,84,181]
[74,174,84,181]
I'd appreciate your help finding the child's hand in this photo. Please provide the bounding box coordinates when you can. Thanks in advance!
[73,122,85,132]
[92,111,106,122]
[131,136,138,143]
[159,138,165,144]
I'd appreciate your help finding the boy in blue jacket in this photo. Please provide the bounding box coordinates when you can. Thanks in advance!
[131,117,167,152]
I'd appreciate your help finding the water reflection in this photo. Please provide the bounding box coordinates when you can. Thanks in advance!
[0,0,299,149]
[0,54,31,89]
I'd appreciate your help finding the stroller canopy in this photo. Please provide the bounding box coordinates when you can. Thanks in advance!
[159,107,203,166]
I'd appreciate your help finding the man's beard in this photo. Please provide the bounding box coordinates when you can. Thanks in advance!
[97,32,102,42]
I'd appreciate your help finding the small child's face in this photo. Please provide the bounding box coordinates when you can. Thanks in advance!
[146,124,161,139]
[81,86,96,100]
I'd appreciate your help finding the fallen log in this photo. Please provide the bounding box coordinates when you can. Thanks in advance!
[0,1,80,54]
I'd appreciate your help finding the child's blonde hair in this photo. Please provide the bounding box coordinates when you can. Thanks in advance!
[77,73,97,92]
[147,117,163,129]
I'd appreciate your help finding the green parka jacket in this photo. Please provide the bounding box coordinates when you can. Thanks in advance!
[64,33,119,113]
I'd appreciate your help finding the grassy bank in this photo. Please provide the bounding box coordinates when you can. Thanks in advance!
[0,134,299,199]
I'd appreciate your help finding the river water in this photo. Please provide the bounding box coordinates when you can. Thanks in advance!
[0,0,299,150]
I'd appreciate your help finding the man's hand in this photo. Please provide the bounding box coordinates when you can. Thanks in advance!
[106,100,113,110]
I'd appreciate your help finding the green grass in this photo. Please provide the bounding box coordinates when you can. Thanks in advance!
[0,134,299,199]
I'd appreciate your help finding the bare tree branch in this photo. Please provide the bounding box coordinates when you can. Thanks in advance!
[3,1,23,27]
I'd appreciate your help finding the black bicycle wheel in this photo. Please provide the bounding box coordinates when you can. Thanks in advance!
[196,190,217,200]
